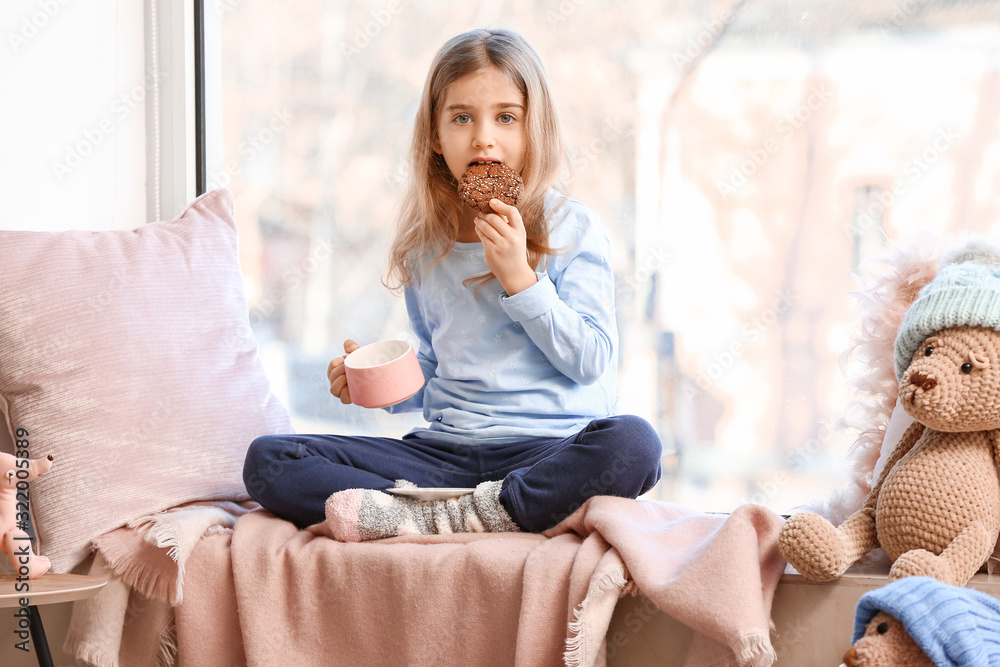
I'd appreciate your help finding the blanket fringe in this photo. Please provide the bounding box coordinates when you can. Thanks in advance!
[157,615,178,667]
[118,505,238,604]
[129,514,183,566]
[564,565,629,667]
[204,524,234,537]
[732,632,777,667]
[97,538,179,605]
[66,639,120,667]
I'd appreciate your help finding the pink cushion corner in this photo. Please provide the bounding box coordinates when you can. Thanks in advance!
[0,188,292,573]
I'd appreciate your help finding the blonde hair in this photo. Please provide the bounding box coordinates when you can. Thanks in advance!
[385,27,564,292]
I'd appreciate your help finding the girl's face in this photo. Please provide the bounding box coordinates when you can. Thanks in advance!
[433,67,527,188]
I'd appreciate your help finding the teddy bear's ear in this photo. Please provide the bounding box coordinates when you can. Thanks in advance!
[894,234,1000,381]
[940,234,1000,269]
[845,612,934,667]
[969,349,990,370]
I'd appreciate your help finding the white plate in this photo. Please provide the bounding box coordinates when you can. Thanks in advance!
[384,487,475,501]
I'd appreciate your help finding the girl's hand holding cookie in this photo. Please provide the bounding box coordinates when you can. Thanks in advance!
[328,339,361,404]
[475,199,537,296]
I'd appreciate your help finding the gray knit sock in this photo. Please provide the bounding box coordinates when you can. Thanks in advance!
[463,480,522,533]
[325,480,520,542]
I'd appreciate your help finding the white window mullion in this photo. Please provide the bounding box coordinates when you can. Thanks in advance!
[146,0,197,221]
[201,1,224,194]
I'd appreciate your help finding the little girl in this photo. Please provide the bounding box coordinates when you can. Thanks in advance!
[243,27,662,541]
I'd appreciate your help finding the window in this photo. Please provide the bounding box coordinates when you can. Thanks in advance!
[852,184,887,271]
[1,1,147,231]
[216,1,1000,513]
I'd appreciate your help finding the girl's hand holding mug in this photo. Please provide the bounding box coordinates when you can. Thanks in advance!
[328,339,360,404]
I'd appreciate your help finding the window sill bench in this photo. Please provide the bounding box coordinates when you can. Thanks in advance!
[607,563,1000,666]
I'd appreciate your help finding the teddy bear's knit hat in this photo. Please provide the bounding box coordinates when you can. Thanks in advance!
[853,576,1000,666]
[894,236,1000,380]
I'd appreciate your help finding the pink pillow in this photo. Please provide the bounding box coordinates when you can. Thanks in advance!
[0,189,291,573]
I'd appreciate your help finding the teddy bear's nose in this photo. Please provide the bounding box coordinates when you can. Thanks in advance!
[909,372,938,391]
[843,645,856,666]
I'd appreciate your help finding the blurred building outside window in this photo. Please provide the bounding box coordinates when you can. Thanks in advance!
[218,0,1000,514]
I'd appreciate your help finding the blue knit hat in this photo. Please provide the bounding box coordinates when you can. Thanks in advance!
[853,576,1000,666]
[894,237,1000,381]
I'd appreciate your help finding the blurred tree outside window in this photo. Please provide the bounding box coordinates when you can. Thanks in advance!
[219,0,1000,513]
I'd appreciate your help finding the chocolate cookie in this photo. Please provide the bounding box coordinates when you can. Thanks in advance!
[457,162,524,214]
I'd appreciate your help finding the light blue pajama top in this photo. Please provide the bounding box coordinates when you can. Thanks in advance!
[386,191,619,445]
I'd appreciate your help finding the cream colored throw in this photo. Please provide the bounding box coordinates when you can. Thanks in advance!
[64,501,256,667]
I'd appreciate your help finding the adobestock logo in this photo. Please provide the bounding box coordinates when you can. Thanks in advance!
[339,1,404,60]
[743,418,835,506]
[672,7,735,71]
[208,108,294,190]
[605,597,663,660]
[616,246,672,298]
[225,235,335,352]
[716,84,835,199]
[384,157,408,188]
[545,0,587,28]
[879,0,933,34]
[683,289,796,398]
[843,126,960,240]
[217,0,246,16]
[562,117,630,182]
[249,236,336,319]
[8,0,72,54]
[51,68,166,182]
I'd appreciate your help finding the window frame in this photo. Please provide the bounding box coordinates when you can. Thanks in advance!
[148,0,222,219]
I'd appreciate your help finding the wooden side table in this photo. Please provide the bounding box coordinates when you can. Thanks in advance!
[0,573,107,667]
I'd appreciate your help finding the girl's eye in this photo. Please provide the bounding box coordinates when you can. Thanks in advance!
[498,113,516,124]
[962,362,973,374]
[924,346,933,356]
[454,114,472,124]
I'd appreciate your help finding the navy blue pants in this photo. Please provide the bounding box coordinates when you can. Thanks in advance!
[243,414,662,532]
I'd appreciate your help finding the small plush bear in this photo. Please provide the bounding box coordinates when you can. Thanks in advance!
[844,612,933,667]
[843,576,1000,667]
[0,451,53,579]
[780,238,1000,587]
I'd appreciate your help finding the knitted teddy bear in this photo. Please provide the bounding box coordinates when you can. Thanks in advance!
[780,239,1000,587]
[843,576,1000,667]
[0,451,53,579]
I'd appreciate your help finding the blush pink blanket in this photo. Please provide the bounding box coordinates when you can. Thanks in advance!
[176,498,785,667]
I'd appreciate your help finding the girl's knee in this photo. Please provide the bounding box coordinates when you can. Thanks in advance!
[607,415,663,468]
[244,435,276,470]
[576,415,662,496]
[243,434,290,498]
[604,415,662,495]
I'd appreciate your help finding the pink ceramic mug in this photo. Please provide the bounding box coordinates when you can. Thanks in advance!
[344,340,424,409]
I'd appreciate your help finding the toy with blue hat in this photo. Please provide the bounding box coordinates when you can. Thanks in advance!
[843,576,1000,666]
[779,235,1000,586]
